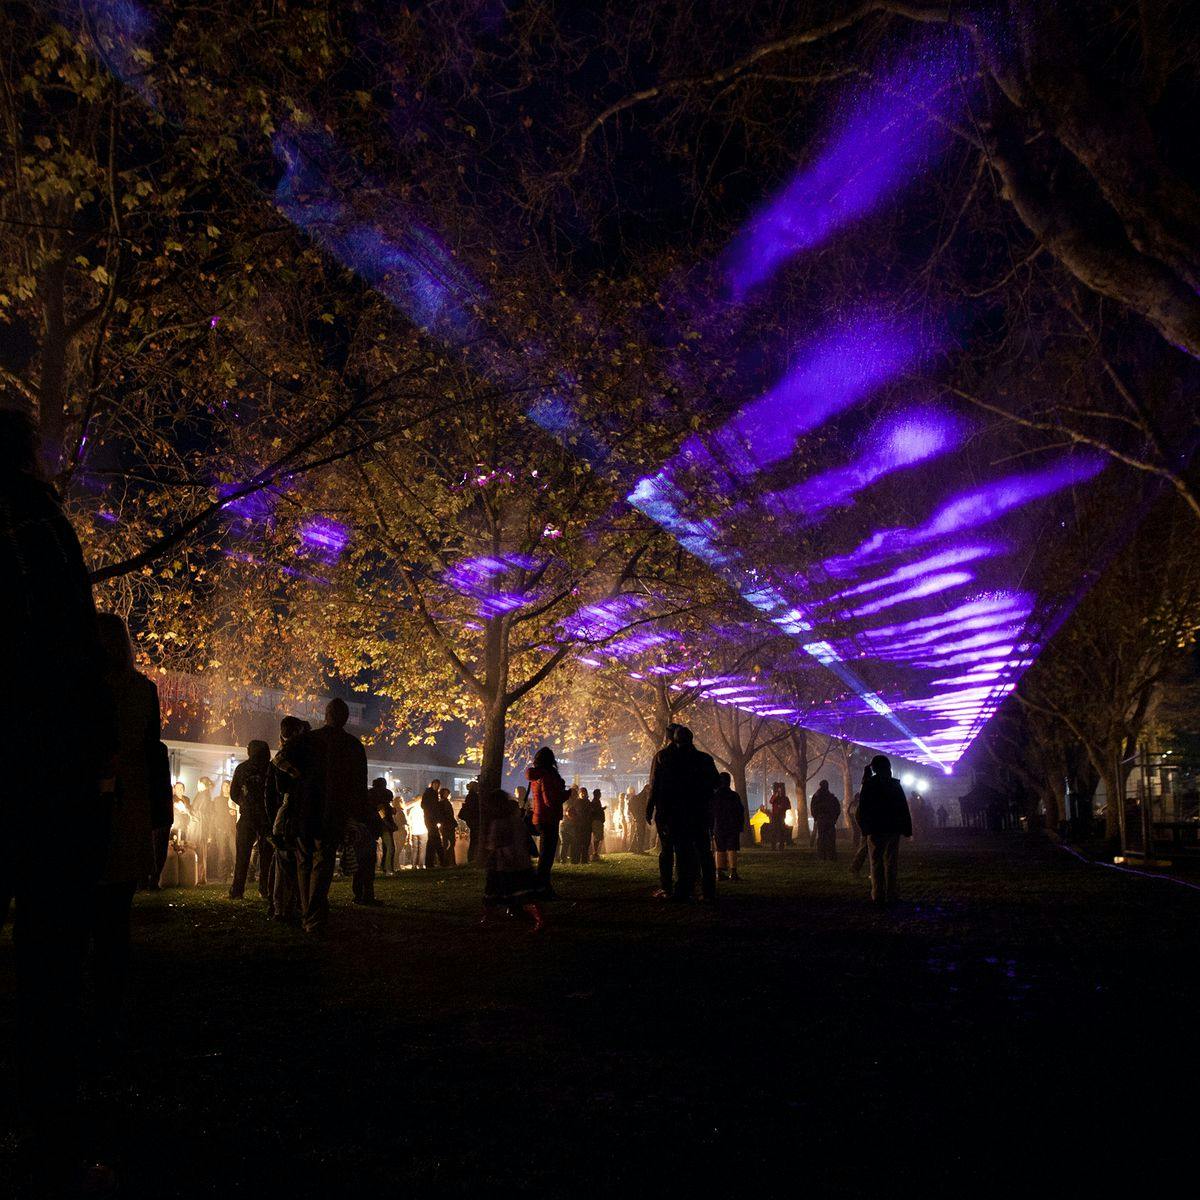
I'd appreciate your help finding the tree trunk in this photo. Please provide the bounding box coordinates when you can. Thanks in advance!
[730,755,749,819]
[479,702,507,799]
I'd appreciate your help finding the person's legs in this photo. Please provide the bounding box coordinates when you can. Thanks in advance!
[295,837,316,921]
[302,837,337,931]
[151,826,170,886]
[867,835,887,904]
[673,837,699,899]
[425,826,442,868]
[441,828,456,867]
[657,830,675,892]
[884,836,900,901]
[851,839,869,875]
[230,819,255,898]
[91,880,137,1050]
[381,831,395,875]
[256,832,274,900]
[729,849,740,881]
[697,834,717,900]
[537,822,560,892]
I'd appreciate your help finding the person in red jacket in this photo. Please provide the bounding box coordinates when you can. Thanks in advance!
[526,746,567,898]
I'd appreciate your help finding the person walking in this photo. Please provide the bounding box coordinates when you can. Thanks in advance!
[373,778,398,876]
[421,779,444,868]
[229,741,273,901]
[767,782,791,850]
[274,699,368,933]
[459,779,482,864]
[857,755,913,906]
[810,779,842,861]
[480,789,545,930]
[712,772,746,881]
[647,725,719,901]
[527,746,567,898]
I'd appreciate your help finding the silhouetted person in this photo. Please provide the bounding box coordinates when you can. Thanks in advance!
[349,777,383,906]
[373,778,398,875]
[936,804,949,829]
[93,614,164,1048]
[421,779,444,868]
[268,715,309,921]
[857,754,913,906]
[436,786,457,866]
[848,788,863,852]
[229,741,273,901]
[767,781,791,849]
[713,771,746,881]
[810,779,842,861]
[565,786,591,864]
[649,725,719,901]
[527,746,567,897]
[480,789,545,931]
[645,724,681,895]
[590,788,606,860]
[459,779,482,863]
[275,699,368,932]
[0,408,114,1189]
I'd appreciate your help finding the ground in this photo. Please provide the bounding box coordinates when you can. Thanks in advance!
[1,833,1196,1197]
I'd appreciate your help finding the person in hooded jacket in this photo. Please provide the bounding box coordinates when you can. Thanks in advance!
[856,754,913,905]
[229,741,273,900]
[810,779,842,861]
[526,746,567,898]
[648,725,720,901]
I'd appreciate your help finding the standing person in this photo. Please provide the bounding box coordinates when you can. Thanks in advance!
[565,786,591,865]
[275,699,368,933]
[267,716,309,921]
[848,788,863,851]
[192,775,215,884]
[216,780,239,881]
[936,804,949,829]
[480,789,545,930]
[0,407,115,1192]
[459,779,482,864]
[648,725,719,901]
[421,779,445,869]
[229,742,273,901]
[628,785,649,854]
[526,746,567,898]
[93,614,164,1048]
[713,772,746,882]
[850,777,870,876]
[437,786,458,867]
[590,788,606,861]
[406,793,426,867]
[645,725,681,896]
[373,778,398,876]
[857,755,913,906]
[348,782,383,906]
[810,780,842,861]
[767,782,791,850]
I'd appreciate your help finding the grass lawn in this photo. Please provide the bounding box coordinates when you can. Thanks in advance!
[2,833,1196,1197]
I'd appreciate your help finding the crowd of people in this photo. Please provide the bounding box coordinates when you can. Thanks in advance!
[1,406,919,1194]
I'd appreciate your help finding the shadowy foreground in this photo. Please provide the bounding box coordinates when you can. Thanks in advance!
[2,834,1195,1197]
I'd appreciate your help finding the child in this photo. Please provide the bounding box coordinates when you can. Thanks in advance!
[481,789,545,931]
